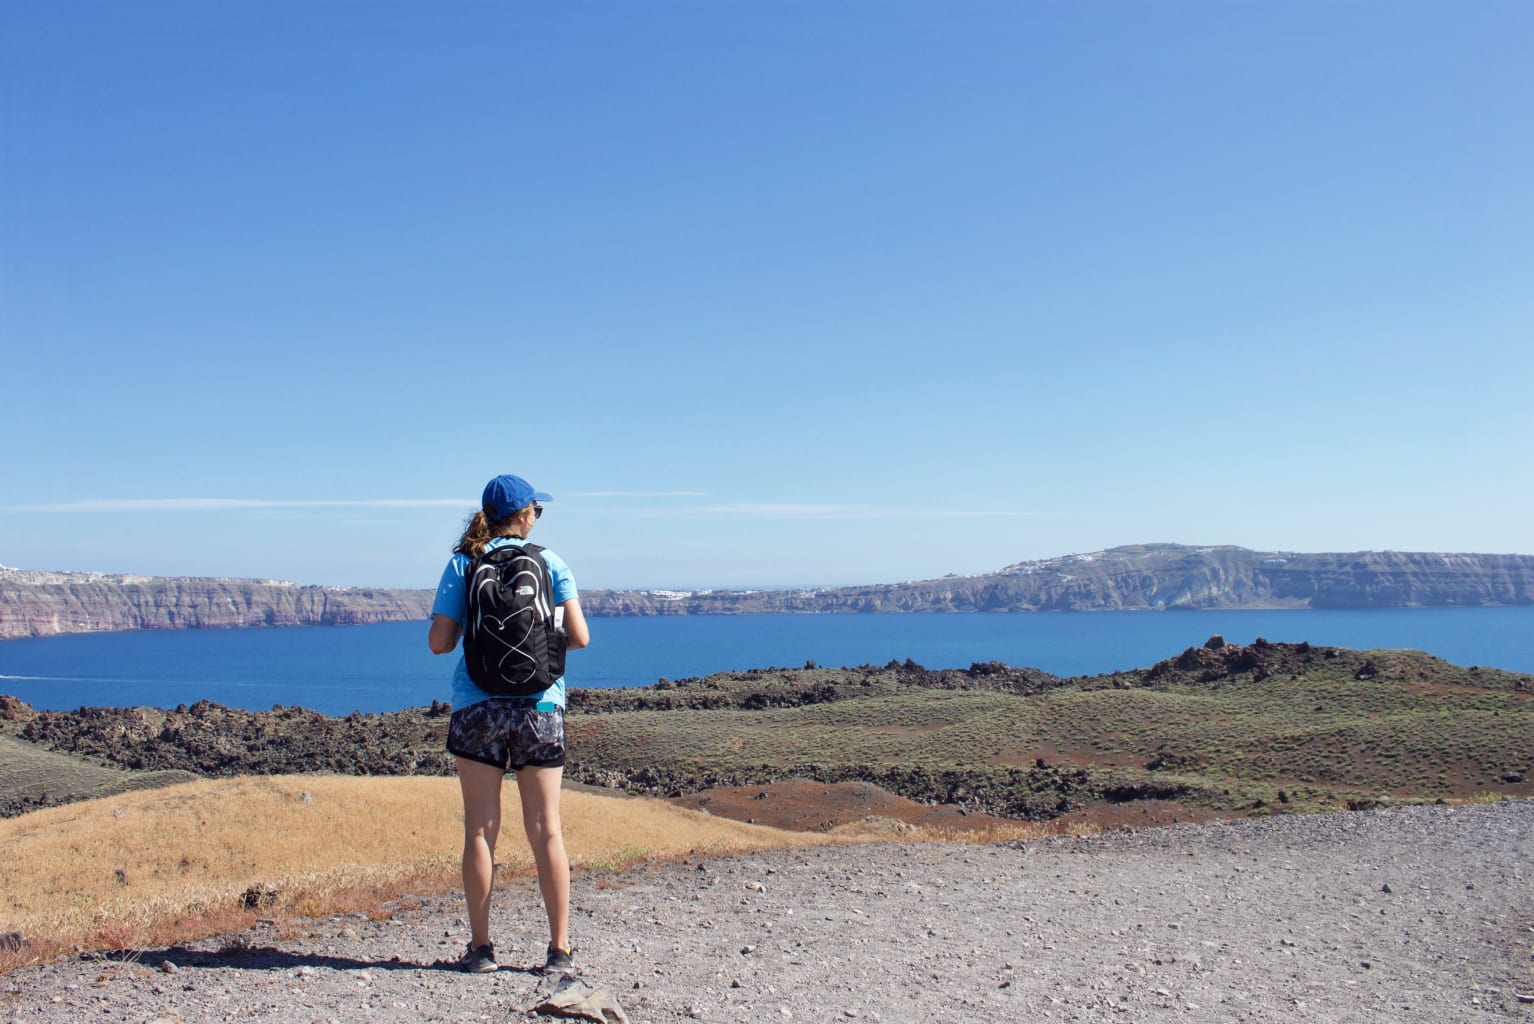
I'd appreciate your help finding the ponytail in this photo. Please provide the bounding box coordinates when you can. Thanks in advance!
[453,507,520,558]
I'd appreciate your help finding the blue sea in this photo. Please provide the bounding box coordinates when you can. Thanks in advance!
[1,607,1531,717]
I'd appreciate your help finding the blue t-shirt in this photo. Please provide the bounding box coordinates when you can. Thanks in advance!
[432,537,578,710]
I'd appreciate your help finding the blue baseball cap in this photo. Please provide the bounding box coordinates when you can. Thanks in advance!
[482,474,552,519]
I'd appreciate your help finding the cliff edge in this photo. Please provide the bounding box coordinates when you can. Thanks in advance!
[3,544,1532,640]
[580,544,1534,616]
[0,568,433,640]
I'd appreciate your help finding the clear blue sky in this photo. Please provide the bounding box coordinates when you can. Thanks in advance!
[2,1,1530,589]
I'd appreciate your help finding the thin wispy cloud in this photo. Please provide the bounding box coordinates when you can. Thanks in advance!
[567,491,709,498]
[1,498,474,513]
[632,503,1045,521]
[3,493,708,514]
[2,497,1044,523]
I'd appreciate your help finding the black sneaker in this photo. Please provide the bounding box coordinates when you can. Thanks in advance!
[542,943,575,974]
[459,942,497,973]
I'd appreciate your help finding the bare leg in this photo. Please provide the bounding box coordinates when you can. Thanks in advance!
[457,756,504,948]
[516,765,571,952]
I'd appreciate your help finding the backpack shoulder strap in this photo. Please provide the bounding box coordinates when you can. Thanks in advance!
[519,543,553,589]
[477,542,527,567]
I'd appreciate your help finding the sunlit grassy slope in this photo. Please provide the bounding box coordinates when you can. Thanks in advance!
[569,647,1534,812]
[0,734,199,813]
[0,774,837,965]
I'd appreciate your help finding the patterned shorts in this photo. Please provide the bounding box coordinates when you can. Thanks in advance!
[447,701,566,771]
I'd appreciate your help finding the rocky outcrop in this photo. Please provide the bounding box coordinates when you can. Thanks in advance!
[0,568,433,639]
[13,699,455,778]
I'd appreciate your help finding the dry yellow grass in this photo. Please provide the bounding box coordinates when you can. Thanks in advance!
[0,774,836,966]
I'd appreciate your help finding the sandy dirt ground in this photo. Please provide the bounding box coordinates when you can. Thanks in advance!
[3,800,1531,1024]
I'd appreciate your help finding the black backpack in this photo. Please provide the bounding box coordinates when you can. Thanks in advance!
[462,542,568,697]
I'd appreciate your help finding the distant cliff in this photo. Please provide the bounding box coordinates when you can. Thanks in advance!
[0,568,433,640]
[3,544,1532,640]
[580,545,1534,616]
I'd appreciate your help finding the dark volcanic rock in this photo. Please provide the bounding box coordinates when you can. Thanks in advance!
[0,694,36,723]
[15,702,455,779]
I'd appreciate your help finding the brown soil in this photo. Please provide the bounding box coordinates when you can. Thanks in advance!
[998,740,1117,769]
[667,778,1229,834]
[668,779,1019,833]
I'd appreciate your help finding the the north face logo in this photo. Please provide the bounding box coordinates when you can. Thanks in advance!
[462,543,567,696]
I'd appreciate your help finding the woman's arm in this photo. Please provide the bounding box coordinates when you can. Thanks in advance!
[427,614,462,655]
[561,599,590,650]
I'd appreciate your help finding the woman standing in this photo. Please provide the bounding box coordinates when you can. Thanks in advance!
[428,473,590,974]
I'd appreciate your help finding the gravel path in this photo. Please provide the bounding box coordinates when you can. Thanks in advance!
[5,801,1531,1024]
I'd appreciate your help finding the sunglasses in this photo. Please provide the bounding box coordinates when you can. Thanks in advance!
[531,503,544,520]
